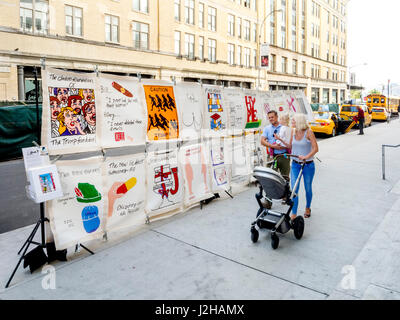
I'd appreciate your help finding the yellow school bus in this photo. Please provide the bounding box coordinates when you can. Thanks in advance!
[366,94,399,115]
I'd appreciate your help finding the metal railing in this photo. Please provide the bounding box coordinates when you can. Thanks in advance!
[382,144,400,180]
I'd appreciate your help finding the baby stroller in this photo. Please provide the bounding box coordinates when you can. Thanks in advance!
[250,154,305,250]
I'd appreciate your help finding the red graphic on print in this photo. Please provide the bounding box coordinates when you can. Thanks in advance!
[154,165,179,199]
[287,97,297,112]
[115,132,125,142]
[245,96,258,123]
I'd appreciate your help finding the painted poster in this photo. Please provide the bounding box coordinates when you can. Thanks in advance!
[257,91,275,129]
[207,138,230,193]
[226,136,251,194]
[145,149,183,220]
[243,89,263,130]
[224,88,246,135]
[293,91,315,122]
[103,154,146,233]
[179,143,213,207]
[98,74,146,148]
[175,82,203,140]
[47,157,104,250]
[142,81,179,141]
[203,85,228,137]
[41,68,100,155]
[272,91,290,114]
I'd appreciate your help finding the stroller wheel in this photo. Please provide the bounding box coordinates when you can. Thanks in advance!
[251,228,259,243]
[293,216,305,240]
[271,233,279,250]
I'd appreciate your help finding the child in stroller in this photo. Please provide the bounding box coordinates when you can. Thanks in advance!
[251,154,306,250]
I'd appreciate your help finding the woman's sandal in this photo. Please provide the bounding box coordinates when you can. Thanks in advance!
[304,208,311,218]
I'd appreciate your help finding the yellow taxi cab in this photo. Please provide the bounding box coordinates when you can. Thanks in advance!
[340,105,372,127]
[309,111,338,137]
[370,107,389,121]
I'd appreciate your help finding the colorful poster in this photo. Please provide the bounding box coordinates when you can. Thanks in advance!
[179,143,213,207]
[98,74,146,148]
[41,68,100,155]
[103,154,146,233]
[47,157,104,250]
[224,88,246,135]
[175,82,203,140]
[145,149,183,219]
[207,138,230,193]
[203,85,227,137]
[142,81,179,141]
[243,89,263,130]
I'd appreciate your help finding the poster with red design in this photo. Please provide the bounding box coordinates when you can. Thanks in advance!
[179,143,213,208]
[41,68,100,155]
[203,85,228,138]
[207,138,230,193]
[103,153,146,233]
[243,89,263,130]
[145,149,183,220]
[98,74,146,149]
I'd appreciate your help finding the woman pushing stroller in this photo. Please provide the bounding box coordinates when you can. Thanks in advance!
[274,113,319,221]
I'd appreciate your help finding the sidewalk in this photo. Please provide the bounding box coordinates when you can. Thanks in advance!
[1,120,400,300]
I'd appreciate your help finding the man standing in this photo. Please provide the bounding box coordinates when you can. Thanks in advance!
[354,106,365,135]
[260,110,290,178]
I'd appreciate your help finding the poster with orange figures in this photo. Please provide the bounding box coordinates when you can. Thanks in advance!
[179,143,213,208]
[142,82,179,141]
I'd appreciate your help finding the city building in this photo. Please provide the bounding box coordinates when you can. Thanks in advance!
[0,0,347,104]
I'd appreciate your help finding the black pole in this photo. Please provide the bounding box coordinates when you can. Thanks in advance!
[34,67,41,145]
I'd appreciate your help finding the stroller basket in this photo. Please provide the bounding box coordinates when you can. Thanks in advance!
[253,166,287,200]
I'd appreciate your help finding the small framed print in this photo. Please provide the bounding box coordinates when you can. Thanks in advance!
[27,165,63,203]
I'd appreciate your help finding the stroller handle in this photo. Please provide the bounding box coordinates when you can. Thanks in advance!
[266,154,303,166]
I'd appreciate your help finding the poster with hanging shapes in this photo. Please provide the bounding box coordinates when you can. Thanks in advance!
[175,82,203,141]
[103,153,146,233]
[243,89,263,131]
[207,138,230,194]
[224,88,246,135]
[47,157,104,250]
[41,68,100,155]
[203,85,228,138]
[142,80,180,142]
[179,142,213,208]
[145,149,183,220]
[98,74,147,149]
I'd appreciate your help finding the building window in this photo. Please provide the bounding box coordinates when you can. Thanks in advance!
[199,36,204,60]
[332,89,338,103]
[311,88,320,103]
[208,39,216,62]
[65,5,83,37]
[244,20,250,40]
[105,14,119,43]
[133,21,149,50]
[199,3,204,28]
[228,43,235,65]
[237,17,242,38]
[208,7,216,31]
[270,54,276,72]
[282,57,287,73]
[185,33,195,59]
[228,14,235,36]
[174,0,181,21]
[185,0,194,25]
[292,59,297,74]
[244,47,251,67]
[302,61,306,76]
[133,0,148,13]
[237,45,242,66]
[323,88,330,104]
[174,31,181,55]
[20,0,49,34]
[253,23,257,42]
[253,49,257,67]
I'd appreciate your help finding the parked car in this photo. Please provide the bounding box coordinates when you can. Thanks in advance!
[309,111,339,137]
[370,107,389,121]
[340,104,372,127]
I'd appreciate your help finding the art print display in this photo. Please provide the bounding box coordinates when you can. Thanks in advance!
[98,74,146,148]
[27,164,63,203]
[47,157,104,250]
[145,149,183,219]
[292,91,315,122]
[103,154,146,232]
[203,85,227,137]
[179,143,213,207]
[243,90,263,130]
[41,68,100,155]
[224,88,246,135]
[207,138,230,193]
[142,81,179,141]
[175,82,203,141]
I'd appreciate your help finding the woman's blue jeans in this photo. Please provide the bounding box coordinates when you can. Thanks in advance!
[290,161,315,215]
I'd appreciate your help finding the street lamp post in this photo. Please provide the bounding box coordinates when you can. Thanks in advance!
[257,9,282,90]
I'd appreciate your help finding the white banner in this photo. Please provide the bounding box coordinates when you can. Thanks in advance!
[224,88,246,135]
[207,138,230,194]
[41,68,100,155]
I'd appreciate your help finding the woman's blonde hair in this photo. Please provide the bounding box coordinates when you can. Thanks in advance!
[279,112,290,126]
[293,113,309,130]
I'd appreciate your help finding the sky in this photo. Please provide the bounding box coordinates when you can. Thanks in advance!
[347,0,400,93]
